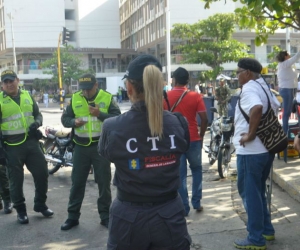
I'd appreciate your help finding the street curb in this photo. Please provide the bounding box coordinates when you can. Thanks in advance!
[272,169,300,203]
[40,109,64,114]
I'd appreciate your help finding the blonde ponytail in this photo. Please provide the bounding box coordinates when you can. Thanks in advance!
[143,65,164,139]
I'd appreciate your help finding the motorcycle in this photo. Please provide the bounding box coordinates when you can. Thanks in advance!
[43,127,74,174]
[52,94,60,103]
[204,107,235,178]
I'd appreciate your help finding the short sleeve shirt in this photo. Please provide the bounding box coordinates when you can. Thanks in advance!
[164,87,206,141]
[233,78,277,154]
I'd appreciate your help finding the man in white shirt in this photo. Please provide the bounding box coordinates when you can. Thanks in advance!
[233,58,279,250]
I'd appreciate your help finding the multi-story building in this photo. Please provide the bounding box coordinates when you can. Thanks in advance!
[1,0,137,91]
[119,0,300,86]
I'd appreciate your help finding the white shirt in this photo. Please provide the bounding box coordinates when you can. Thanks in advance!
[277,51,300,89]
[43,93,49,102]
[296,81,300,103]
[233,78,280,155]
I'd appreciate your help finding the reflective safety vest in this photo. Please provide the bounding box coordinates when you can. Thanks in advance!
[0,91,35,145]
[72,90,112,146]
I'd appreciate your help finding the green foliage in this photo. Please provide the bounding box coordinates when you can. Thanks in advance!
[171,13,250,78]
[267,45,281,70]
[40,45,94,90]
[32,78,54,92]
[201,0,300,46]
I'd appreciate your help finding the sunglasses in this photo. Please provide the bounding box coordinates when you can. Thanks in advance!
[236,69,247,75]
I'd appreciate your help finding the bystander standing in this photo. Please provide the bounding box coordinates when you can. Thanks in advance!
[164,67,208,216]
[233,58,279,249]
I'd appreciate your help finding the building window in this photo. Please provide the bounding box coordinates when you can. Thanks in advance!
[65,9,75,20]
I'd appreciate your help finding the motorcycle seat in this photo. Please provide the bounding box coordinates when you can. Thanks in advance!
[48,128,58,135]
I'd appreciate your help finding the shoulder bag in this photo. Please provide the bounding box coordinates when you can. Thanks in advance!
[238,82,288,154]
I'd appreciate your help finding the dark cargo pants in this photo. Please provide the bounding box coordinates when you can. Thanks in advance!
[67,143,112,221]
[107,195,191,250]
[5,138,49,210]
[0,164,10,202]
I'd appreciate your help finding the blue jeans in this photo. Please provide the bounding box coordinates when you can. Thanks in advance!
[178,140,202,215]
[118,95,122,103]
[279,88,294,134]
[237,153,275,245]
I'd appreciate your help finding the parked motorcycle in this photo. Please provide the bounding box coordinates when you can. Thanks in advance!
[43,127,95,179]
[42,127,56,150]
[43,127,74,174]
[204,107,235,178]
[52,94,60,103]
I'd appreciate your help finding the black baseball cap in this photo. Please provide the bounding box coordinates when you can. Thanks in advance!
[78,73,96,90]
[172,67,189,82]
[1,70,17,82]
[122,54,162,80]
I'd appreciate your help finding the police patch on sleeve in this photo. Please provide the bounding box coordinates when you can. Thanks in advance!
[128,159,140,170]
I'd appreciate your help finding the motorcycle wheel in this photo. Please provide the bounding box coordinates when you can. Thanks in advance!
[45,145,62,174]
[52,97,58,103]
[208,140,218,165]
[217,147,230,178]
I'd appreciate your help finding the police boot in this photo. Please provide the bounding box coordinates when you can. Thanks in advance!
[3,201,13,214]
[34,205,54,217]
[61,219,79,230]
[16,204,29,224]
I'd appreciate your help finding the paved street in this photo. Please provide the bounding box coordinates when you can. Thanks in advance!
[1,102,300,249]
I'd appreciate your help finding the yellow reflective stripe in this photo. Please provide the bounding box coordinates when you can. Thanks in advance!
[2,112,32,123]
[2,114,22,123]
[78,116,98,122]
[2,129,26,135]
[23,112,32,117]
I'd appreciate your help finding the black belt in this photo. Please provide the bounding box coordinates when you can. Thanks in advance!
[117,189,178,204]
[120,199,175,207]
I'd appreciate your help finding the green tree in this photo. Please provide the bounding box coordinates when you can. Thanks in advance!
[267,45,281,71]
[202,0,300,45]
[32,78,54,92]
[171,13,250,80]
[40,45,94,93]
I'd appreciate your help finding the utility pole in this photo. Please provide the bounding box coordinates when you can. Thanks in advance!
[166,0,171,88]
[7,13,17,72]
[57,33,64,110]
[286,27,291,53]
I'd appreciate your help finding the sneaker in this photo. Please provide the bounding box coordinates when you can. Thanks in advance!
[195,206,203,212]
[234,238,266,250]
[262,234,275,241]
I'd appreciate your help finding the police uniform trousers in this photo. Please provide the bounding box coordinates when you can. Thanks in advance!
[67,143,111,221]
[5,138,48,210]
[107,195,191,250]
[0,164,10,202]
[218,103,228,117]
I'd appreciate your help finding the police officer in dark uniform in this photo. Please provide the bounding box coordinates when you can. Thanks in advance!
[60,73,121,230]
[98,54,191,250]
[0,70,53,224]
[0,163,13,214]
[215,78,231,117]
